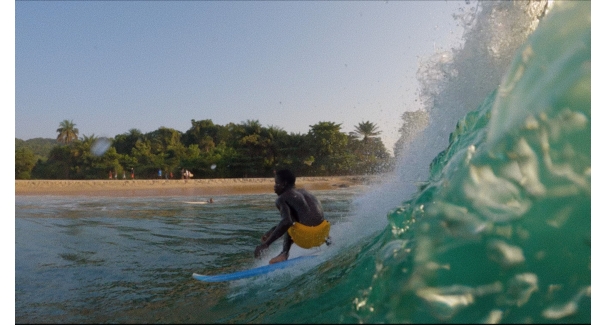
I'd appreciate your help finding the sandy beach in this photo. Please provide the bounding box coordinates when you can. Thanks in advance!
[15,176,375,197]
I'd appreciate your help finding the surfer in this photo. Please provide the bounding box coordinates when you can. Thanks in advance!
[254,169,331,264]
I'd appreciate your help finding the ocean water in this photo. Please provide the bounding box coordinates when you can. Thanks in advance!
[15,189,365,323]
[15,1,590,323]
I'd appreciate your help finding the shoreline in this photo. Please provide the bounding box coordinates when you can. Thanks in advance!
[15,176,376,197]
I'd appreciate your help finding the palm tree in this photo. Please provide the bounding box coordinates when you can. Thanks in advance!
[127,128,143,140]
[80,134,98,152]
[56,120,79,144]
[353,121,381,142]
[264,125,288,168]
[241,119,262,136]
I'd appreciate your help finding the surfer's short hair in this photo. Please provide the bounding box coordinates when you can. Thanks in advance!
[275,169,296,187]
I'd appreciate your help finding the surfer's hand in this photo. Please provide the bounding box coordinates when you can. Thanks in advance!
[254,243,268,258]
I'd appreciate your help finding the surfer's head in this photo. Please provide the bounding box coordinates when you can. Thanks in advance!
[274,169,295,195]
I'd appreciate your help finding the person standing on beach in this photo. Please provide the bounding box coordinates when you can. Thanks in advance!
[254,169,331,264]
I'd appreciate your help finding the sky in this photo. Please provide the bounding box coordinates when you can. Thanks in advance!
[14,0,467,154]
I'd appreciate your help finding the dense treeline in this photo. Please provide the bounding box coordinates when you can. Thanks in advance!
[15,119,395,180]
[15,138,56,159]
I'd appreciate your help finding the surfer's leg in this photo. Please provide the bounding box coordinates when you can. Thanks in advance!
[269,235,292,264]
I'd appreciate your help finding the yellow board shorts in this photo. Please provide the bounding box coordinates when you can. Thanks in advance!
[287,220,331,249]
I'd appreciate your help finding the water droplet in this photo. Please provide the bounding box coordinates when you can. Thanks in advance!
[91,137,111,156]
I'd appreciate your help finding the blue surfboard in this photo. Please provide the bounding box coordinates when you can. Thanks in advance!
[192,255,317,282]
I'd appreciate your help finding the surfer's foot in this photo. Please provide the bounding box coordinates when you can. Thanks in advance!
[269,252,288,264]
[325,237,332,246]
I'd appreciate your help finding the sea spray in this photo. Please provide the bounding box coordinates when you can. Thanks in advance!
[347,1,552,234]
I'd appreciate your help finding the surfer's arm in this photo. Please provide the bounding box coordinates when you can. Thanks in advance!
[264,202,292,247]
[261,226,277,242]
[255,220,290,257]
[254,199,293,258]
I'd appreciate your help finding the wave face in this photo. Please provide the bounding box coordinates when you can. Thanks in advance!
[257,1,590,323]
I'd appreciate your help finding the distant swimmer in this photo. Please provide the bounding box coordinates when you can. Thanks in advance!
[254,169,331,264]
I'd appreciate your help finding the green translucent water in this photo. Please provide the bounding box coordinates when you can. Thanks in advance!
[266,2,591,323]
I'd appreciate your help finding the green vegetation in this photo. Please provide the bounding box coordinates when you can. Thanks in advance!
[15,138,56,160]
[56,119,79,144]
[15,119,394,180]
